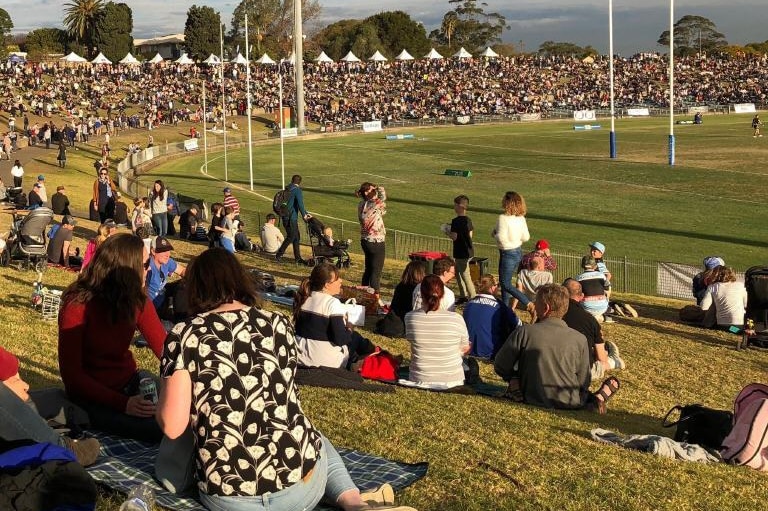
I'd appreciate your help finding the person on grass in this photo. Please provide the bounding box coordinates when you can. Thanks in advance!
[494,284,620,413]
[58,233,167,442]
[445,194,475,303]
[493,191,536,316]
[463,274,521,360]
[412,257,457,312]
[700,266,747,331]
[158,249,414,511]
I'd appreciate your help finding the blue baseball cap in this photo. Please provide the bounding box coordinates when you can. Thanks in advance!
[703,256,725,270]
[590,241,606,253]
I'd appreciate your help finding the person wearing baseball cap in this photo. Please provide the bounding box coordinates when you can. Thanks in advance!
[47,214,79,268]
[35,174,48,205]
[223,186,240,218]
[0,346,100,466]
[693,256,726,305]
[589,241,612,282]
[146,235,186,310]
[520,239,558,273]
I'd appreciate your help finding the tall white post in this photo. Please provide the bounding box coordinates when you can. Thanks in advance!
[245,13,254,190]
[609,0,616,159]
[202,80,208,174]
[220,21,229,180]
[668,0,675,166]
[294,0,305,133]
[279,70,286,189]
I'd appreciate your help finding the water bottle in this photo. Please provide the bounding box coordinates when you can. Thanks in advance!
[119,483,155,511]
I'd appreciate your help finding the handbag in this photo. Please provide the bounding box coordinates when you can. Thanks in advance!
[661,404,733,450]
[342,298,366,327]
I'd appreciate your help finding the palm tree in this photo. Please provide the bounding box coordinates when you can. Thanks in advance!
[63,0,105,58]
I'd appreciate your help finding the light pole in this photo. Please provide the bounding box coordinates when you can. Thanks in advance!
[669,0,675,166]
[219,21,229,180]
[609,0,617,159]
[245,12,254,190]
[294,0,305,133]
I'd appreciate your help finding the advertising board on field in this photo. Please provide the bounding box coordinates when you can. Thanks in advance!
[733,103,756,113]
[519,113,541,121]
[281,128,298,138]
[688,106,709,114]
[573,110,596,121]
[627,108,650,116]
[362,121,383,132]
[183,139,199,151]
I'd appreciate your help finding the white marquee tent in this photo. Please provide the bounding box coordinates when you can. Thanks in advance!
[395,49,414,61]
[91,52,112,64]
[60,52,87,63]
[255,53,276,65]
[202,54,221,65]
[119,52,140,64]
[231,53,248,65]
[424,48,443,59]
[369,50,387,62]
[480,46,499,58]
[314,51,333,63]
[341,51,361,62]
[175,53,195,65]
[453,47,473,59]
[148,53,164,64]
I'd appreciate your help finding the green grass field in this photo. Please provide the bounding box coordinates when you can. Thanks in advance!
[146,115,767,269]
[2,115,768,510]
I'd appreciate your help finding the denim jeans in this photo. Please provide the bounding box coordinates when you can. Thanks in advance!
[499,248,529,307]
[220,237,235,254]
[152,212,168,237]
[199,435,356,511]
[0,383,61,445]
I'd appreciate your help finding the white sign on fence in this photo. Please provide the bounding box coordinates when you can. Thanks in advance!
[362,121,383,132]
[519,113,542,121]
[281,128,298,138]
[627,108,650,116]
[183,139,199,151]
[688,106,709,114]
[733,103,756,113]
[573,110,596,121]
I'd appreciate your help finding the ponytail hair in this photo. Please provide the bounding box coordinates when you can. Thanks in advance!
[420,274,444,312]
[293,262,340,322]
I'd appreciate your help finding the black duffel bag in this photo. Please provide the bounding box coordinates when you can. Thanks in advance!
[661,404,733,450]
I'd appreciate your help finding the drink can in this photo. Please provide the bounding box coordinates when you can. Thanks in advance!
[139,377,158,404]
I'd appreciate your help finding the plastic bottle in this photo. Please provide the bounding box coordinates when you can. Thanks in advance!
[119,483,155,511]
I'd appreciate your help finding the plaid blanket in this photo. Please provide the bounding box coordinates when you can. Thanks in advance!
[87,432,427,511]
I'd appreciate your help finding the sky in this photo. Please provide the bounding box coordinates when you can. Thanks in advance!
[4,1,766,55]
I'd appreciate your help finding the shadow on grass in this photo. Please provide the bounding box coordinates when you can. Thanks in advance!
[628,318,737,349]
[17,354,63,388]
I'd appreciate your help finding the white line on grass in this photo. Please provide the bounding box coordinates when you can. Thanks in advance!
[332,143,765,205]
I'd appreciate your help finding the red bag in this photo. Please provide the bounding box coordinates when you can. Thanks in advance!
[359,349,399,382]
[721,383,768,471]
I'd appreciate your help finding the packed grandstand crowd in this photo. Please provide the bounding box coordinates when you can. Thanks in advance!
[1,52,767,127]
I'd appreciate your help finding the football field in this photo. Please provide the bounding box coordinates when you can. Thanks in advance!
[147,115,767,268]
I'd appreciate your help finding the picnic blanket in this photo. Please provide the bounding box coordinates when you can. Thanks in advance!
[297,366,395,393]
[87,432,428,511]
[590,428,721,463]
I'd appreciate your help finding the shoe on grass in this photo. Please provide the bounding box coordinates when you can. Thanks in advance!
[605,341,626,370]
[603,315,615,324]
[62,436,100,467]
[611,303,626,317]
[622,303,638,318]
[360,483,395,507]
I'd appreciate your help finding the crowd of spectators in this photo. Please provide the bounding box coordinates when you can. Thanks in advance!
[1,52,767,131]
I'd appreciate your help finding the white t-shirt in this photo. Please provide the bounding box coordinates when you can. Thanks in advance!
[700,281,747,326]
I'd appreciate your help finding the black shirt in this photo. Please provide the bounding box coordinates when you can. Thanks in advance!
[50,192,70,215]
[451,215,474,259]
[562,299,603,365]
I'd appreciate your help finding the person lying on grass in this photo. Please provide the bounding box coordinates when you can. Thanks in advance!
[494,283,620,413]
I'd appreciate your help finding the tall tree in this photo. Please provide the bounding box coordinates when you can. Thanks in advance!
[312,19,361,60]
[0,8,12,59]
[657,15,727,56]
[184,5,222,60]
[63,0,105,58]
[92,2,133,62]
[366,11,430,58]
[538,41,597,59]
[429,0,509,53]
[24,28,69,59]
[229,0,321,57]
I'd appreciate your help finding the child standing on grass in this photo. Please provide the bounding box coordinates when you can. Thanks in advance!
[446,195,476,303]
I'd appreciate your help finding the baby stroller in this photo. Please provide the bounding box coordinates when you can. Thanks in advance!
[742,266,768,349]
[1,207,54,272]
[306,217,351,268]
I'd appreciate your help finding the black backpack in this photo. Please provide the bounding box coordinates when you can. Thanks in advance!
[272,187,291,217]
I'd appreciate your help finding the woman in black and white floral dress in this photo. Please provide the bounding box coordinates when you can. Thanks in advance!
[157,248,412,511]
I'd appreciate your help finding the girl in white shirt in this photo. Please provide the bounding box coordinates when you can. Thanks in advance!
[493,191,531,309]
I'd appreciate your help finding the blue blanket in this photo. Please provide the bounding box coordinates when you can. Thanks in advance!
[87,432,427,510]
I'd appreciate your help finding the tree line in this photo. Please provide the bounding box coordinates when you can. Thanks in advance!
[1,1,767,63]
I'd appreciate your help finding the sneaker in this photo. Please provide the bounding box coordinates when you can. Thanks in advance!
[274,254,283,263]
[622,303,638,318]
[603,315,615,324]
[62,436,101,466]
[360,483,395,507]
[605,341,626,370]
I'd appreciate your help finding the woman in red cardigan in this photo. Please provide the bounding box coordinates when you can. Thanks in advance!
[58,233,167,442]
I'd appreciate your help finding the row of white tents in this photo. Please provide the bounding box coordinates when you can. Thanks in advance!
[59,46,500,66]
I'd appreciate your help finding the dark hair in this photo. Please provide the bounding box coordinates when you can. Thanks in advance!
[420,275,444,312]
[210,202,223,217]
[293,262,339,321]
[151,179,165,200]
[454,194,469,206]
[291,174,302,185]
[186,248,260,314]
[266,213,276,221]
[400,260,426,286]
[223,206,234,216]
[357,182,375,198]
[62,233,147,323]
[433,256,455,277]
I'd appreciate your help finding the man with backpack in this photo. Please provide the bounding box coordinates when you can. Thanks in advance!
[274,174,311,264]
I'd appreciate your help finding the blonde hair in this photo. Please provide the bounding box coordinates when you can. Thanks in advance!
[502,191,527,216]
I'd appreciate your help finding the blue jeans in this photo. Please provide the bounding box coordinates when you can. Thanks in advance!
[220,237,235,253]
[499,248,529,307]
[200,436,356,511]
[0,383,61,446]
[153,212,168,237]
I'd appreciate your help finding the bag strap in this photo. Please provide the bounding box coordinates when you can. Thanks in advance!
[661,405,684,428]
[345,298,357,305]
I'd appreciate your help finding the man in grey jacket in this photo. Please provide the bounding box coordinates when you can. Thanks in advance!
[494,283,619,412]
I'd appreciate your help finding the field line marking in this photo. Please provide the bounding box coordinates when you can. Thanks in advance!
[332,143,765,205]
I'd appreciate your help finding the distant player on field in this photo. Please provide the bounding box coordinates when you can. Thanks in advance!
[752,114,762,138]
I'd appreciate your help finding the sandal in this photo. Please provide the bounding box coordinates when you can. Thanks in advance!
[591,376,620,414]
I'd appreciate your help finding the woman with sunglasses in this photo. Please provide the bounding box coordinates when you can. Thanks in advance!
[92,166,117,222]
[158,250,414,511]
[293,262,375,369]
[58,233,167,442]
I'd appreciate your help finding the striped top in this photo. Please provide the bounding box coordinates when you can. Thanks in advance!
[404,309,469,385]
